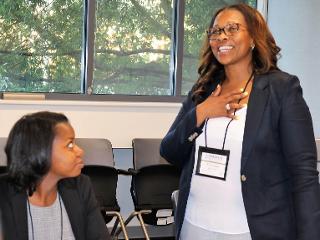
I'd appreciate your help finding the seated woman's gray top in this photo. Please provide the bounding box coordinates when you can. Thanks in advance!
[27,193,75,240]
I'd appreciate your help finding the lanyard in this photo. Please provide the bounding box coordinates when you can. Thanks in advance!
[27,194,63,240]
[204,72,254,150]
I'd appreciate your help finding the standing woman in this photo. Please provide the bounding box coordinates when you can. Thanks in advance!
[0,111,110,240]
[160,3,320,240]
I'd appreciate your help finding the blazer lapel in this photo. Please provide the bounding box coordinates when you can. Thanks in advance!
[241,74,269,170]
[11,191,29,239]
[59,181,85,240]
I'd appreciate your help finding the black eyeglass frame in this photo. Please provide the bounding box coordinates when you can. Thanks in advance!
[206,23,244,40]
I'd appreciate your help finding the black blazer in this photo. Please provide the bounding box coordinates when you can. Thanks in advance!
[0,174,110,240]
[160,70,320,240]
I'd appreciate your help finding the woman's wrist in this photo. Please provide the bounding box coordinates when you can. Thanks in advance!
[196,104,207,127]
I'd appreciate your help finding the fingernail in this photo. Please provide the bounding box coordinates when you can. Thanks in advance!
[234,115,240,120]
[242,103,247,108]
[217,84,221,88]
[243,92,248,96]
[240,88,244,92]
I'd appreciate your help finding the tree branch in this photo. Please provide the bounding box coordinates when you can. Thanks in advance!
[0,48,197,59]
[129,0,171,38]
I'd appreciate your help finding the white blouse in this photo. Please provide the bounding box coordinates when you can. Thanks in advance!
[184,106,250,234]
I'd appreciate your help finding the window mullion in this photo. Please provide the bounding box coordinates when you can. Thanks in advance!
[81,0,95,94]
[171,0,185,97]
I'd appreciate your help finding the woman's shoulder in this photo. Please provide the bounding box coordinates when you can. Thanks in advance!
[58,175,94,203]
[256,69,300,90]
[0,174,20,202]
[0,173,8,182]
[59,174,91,191]
[0,174,12,191]
[261,69,298,82]
[0,174,8,192]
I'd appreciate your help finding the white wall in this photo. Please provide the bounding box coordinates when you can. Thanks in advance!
[0,100,181,148]
[268,0,320,137]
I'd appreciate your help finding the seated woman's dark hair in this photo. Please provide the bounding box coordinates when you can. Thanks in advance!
[5,111,69,195]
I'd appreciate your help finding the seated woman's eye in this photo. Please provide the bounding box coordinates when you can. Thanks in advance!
[67,142,74,149]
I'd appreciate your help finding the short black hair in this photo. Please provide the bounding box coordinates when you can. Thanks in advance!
[5,111,69,194]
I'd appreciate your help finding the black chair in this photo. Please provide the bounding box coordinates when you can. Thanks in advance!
[76,138,129,240]
[121,138,180,240]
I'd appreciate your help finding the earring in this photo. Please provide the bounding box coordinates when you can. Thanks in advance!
[251,43,255,51]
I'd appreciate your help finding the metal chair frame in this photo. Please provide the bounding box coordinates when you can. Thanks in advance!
[120,138,180,239]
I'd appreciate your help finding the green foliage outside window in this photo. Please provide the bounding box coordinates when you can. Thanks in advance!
[93,0,173,95]
[0,0,83,93]
[0,0,256,96]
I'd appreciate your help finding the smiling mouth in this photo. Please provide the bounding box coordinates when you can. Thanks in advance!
[218,45,234,53]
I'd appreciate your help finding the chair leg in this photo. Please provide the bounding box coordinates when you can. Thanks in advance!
[137,211,150,240]
[110,216,120,236]
[114,212,129,240]
[116,210,152,239]
[114,211,137,237]
[105,211,129,240]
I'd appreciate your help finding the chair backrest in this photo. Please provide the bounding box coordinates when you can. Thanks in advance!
[0,138,7,166]
[76,138,120,224]
[132,165,180,208]
[82,165,119,210]
[132,138,169,169]
[131,138,181,226]
[75,138,114,167]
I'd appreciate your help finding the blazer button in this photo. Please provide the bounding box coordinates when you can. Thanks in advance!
[188,132,199,142]
[241,174,247,182]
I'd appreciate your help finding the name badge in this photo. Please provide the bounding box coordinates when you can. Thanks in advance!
[196,146,230,180]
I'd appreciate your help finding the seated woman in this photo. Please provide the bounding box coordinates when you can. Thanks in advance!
[0,111,110,240]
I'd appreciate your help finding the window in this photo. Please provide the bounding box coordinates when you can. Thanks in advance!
[93,0,173,95]
[0,0,257,98]
[0,0,84,93]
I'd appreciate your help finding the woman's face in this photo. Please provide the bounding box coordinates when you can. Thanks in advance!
[209,9,253,68]
[49,123,84,180]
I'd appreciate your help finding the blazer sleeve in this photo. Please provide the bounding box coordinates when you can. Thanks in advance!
[279,76,320,239]
[79,175,111,240]
[160,91,203,168]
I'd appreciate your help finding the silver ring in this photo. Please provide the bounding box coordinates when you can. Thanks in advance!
[225,103,231,111]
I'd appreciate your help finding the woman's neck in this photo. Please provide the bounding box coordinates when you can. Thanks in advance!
[220,63,254,100]
[28,174,59,207]
[224,62,253,84]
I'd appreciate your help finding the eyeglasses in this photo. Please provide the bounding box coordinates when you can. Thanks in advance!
[207,23,243,41]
